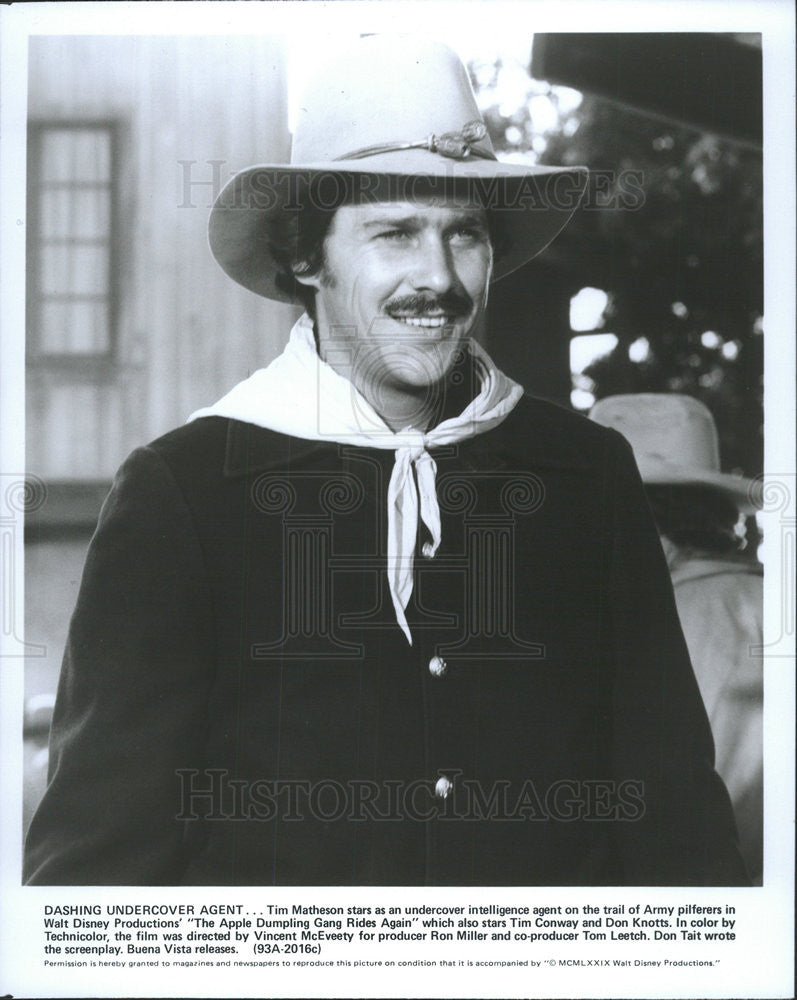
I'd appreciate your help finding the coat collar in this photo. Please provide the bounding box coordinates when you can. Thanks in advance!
[222,402,597,480]
[222,418,511,477]
[223,419,332,477]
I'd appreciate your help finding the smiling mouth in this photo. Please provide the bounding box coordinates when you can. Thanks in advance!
[387,313,457,329]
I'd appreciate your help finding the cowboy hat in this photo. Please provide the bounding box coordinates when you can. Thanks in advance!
[208,35,589,302]
[589,393,757,513]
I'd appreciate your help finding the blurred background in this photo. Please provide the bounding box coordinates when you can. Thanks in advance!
[23,32,763,832]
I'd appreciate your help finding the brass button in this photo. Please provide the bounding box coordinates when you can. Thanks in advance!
[435,775,453,799]
[428,654,448,677]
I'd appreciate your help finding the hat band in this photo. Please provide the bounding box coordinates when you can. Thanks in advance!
[334,120,497,163]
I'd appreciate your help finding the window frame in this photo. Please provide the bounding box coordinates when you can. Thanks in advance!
[26,119,121,369]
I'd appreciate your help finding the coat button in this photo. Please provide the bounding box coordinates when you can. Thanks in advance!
[428,654,448,677]
[435,775,453,799]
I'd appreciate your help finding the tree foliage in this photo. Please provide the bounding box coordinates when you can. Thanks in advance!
[472,58,763,477]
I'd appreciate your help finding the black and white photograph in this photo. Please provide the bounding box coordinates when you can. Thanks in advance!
[1,2,794,998]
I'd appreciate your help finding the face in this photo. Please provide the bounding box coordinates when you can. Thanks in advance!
[295,195,493,417]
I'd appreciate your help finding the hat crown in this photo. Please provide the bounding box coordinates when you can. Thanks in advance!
[291,36,495,164]
[207,34,588,306]
[591,393,721,475]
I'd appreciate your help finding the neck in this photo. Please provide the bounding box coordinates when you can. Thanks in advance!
[316,332,478,433]
[363,385,440,433]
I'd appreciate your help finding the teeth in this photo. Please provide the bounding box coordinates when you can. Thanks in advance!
[391,315,451,328]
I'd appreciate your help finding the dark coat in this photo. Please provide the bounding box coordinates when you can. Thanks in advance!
[24,395,748,885]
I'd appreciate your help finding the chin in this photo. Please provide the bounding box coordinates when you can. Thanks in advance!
[389,342,462,387]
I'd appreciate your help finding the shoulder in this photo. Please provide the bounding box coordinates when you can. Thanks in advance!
[134,416,299,478]
[144,416,232,471]
[489,393,633,470]
[116,417,331,501]
[673,557,764,607]
[98,418,232,510]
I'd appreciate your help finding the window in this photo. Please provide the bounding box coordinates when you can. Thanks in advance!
[27,122,118,361]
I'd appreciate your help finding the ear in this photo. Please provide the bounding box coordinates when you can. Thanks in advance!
[291,261,322,290]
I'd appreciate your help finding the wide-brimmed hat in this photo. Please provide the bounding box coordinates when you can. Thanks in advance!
[590,393,757,513]
[208,35,589,302]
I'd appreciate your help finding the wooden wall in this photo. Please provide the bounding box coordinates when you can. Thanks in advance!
[26,35,297,481]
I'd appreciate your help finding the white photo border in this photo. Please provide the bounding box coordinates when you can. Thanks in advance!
[1,3,794,999]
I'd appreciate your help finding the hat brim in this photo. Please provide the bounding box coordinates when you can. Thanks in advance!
[208,155,589,302]
[639,462,759,514]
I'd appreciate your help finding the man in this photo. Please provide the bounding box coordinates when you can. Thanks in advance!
[24,37,747,885]
[591,393,763,883]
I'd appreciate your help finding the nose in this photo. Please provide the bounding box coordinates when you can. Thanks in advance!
[409,233,458,294]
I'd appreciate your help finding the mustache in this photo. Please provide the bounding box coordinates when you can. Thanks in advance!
[384,292,474,316]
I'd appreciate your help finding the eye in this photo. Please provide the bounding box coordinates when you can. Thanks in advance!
[448,225,489,246]
[376,228,412,243]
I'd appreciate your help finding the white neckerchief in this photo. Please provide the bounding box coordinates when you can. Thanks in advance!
[188,314,523,643]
